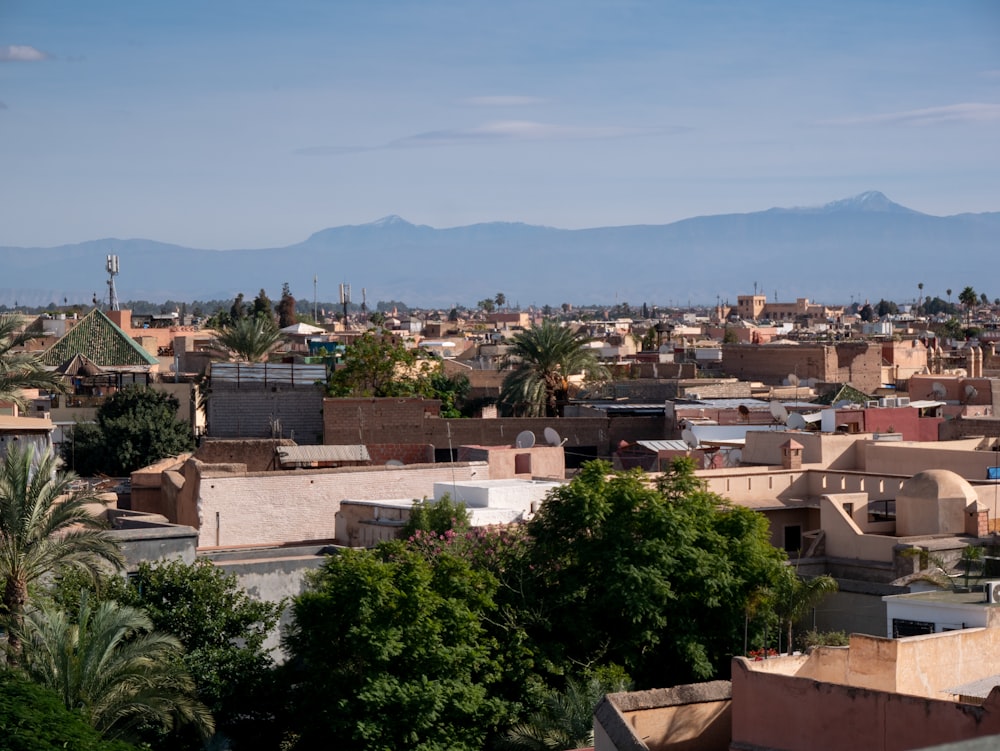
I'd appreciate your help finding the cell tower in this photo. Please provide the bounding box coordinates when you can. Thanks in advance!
[339,282,351,322]
[106,254,120,311]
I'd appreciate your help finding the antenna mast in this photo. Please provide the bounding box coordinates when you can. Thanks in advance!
[106,254,120,311]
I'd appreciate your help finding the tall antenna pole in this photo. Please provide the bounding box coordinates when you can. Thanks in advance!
[313,275,318,322]
[106,255,120,311]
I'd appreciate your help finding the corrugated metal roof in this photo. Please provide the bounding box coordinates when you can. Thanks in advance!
[944,674,1000,700]
[277,445,370,464]
[210,362,327,385]
[635,440,690,452]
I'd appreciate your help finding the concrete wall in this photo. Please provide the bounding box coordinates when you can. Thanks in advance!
[595,683,732,751]
[740,431,861,469]
[195,461,489,548]
[862,441,1000,482]
[194,438,293,471]
[457,444,565,479]
[730,656,1000,751]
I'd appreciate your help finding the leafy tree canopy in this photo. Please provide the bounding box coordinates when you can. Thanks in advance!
[521,459,788,686]
[55,558,284,751]
[0,669,139,751]
[62,386,194,476]
[282,544,507,750]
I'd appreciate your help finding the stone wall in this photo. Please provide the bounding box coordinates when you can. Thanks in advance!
[722,342,883,394]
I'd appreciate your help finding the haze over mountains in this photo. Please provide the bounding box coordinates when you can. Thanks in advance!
[2,192,997,309]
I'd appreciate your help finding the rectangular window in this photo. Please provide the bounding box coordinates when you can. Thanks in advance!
[784,525,802,553]
[892,618,935,638]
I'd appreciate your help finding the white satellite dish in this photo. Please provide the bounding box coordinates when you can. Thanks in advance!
[787,373,800,387]
[726,449,743,467]
[515,430,536,449]
[385,459,404,468]
[543,427,562,446]
[770,401,789,423]
[681,428,700,449]
[931,382,947,399]
[965,384,979,402]
[787,413,807,431]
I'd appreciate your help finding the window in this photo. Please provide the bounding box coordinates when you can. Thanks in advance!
[784,525,802,553]
[514,453,532,475]
[868,500,896,523]
[892,618,935,638]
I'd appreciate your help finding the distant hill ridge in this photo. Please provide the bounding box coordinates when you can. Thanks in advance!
[1,192,997,308]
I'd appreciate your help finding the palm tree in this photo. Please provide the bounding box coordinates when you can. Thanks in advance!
[498,674,629,751]
[499,320,609,417]
[18,593,214,742]
[917,282,924,314]
[212,315,282,362]
[0,444,124,662]
[495,292,507,312]
[959,286,978,328]
[0,313,67,410]
[773,571,838,655]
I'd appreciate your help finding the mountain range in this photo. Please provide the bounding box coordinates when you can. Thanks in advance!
[1,192,997,309]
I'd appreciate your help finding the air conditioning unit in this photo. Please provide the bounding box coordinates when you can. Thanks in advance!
[867,400,880,408]
[897,397,910,406]
[985,580,1000,604]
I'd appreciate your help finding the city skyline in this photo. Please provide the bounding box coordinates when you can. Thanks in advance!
[1,0,998,249]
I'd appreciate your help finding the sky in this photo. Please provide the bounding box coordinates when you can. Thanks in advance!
[1,0,999,250]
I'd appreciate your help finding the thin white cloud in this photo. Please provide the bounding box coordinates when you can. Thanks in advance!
[981,70,1000,80]
[295,120,683,156]
[464,96,545,107]
[0,45,51,62]
[396,120,667,145]
[824,103,1000,126]
[0,101,7,110]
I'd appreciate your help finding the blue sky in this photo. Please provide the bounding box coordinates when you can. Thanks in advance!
[1,0,998,249]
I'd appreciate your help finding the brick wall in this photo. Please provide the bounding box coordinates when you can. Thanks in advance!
[366,443,435,464]
[323,398,667,459]
[722,342,883,393]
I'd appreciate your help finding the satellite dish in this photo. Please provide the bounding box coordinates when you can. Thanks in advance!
[770,401,789,423]
[543,427,563,446]
[931,382,947,399]
[737,404,750,422]
[787,413,807,430]
[385,459,404,467]
[965,385,979,402]
[726,449,743,467]
[787,373,800,387]
[682,428,700,449]
[515,430,536,449]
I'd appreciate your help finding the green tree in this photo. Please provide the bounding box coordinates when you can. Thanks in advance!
[772,570,838,655]
[479,298,496,314]
[213,315,283,362]
[229,293,247,323]
[498,670,630,751]
[55,558,284,751]
[18,594,213,743]
[0,444,124,663]
[495,292,507,311]
[0,670,139,751]
[282,544,506,750]
[521,459,788,686]
[276,282,297,328]
[250,289,274,322]
[0,313,68,410]
[326,331,429,398]
[62,386,194,477]
[401,494,471,540]
[499,320,609,417]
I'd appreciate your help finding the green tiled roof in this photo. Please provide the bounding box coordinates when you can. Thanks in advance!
[42,309,158,368]
[814,383,873,406]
